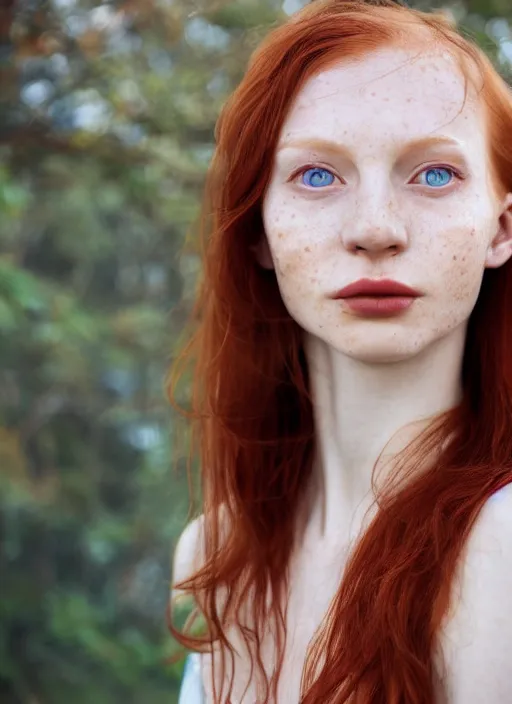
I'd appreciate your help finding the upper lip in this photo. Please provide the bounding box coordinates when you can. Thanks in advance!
[332,278,421,298]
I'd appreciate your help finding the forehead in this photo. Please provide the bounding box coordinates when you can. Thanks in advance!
[279,47,487,153]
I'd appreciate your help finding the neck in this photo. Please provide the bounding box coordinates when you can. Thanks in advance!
[302,325,466,542]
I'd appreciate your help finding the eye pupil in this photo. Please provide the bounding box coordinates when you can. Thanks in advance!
[303,168,335,188]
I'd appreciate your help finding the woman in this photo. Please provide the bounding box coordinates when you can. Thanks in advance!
[169,0,512,701]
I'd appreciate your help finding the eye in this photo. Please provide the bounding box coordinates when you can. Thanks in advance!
[414,166,458,188]
[297,166,337,188]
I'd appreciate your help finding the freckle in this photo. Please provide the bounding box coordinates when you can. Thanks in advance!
[278,232,284,239]
[305,246,311,252]
[453,255,457,260]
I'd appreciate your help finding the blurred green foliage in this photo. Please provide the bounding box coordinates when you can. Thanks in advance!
[0,0,511,702]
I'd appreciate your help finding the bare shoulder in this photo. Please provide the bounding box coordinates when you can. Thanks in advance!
[172,514,206,602]
[436,484,512,703]
[172,506,231,601]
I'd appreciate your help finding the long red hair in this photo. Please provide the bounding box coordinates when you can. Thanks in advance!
[168,1,512,702]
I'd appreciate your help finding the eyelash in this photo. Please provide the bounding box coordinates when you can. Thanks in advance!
[290,163,464,188]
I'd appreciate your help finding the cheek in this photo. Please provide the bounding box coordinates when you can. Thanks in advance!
[263,197,327,314]
[264,204,321,278]
[266,228,322,311]
[274,239,316,278]
[431,224,490,308]
[276,245,318,299]
[263,196,332,276]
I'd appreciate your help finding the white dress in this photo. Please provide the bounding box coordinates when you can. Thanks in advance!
[178,653,205,704]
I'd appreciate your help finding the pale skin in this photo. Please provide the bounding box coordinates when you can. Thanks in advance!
[174,44,512,702]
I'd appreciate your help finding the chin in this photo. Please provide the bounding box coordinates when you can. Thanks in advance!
[341,346,420,365]
[328,329,428,365]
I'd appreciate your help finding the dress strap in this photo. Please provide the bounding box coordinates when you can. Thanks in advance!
[178,653,205,704]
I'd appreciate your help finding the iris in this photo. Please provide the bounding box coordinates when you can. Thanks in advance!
[302,167,335,188]
[300,166,455,189]
[420,167,453,188]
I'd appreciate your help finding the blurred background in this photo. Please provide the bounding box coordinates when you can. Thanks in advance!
[0,0,511,702]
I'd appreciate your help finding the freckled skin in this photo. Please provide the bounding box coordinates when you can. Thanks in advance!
[261,48,509,364]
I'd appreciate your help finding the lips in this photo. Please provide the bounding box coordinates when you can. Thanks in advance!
[331,278,421,299]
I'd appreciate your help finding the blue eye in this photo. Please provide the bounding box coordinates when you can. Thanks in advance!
[301,167,336,188]
[418,167,454,188]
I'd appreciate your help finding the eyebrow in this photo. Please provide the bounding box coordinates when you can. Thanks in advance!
[276,135,464,158]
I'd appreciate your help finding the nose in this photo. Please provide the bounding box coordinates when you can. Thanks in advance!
[342,188,408,258]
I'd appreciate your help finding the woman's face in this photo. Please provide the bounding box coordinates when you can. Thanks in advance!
[261,46,512,363]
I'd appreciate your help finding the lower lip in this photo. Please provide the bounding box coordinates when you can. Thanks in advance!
[340,296,417,317]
